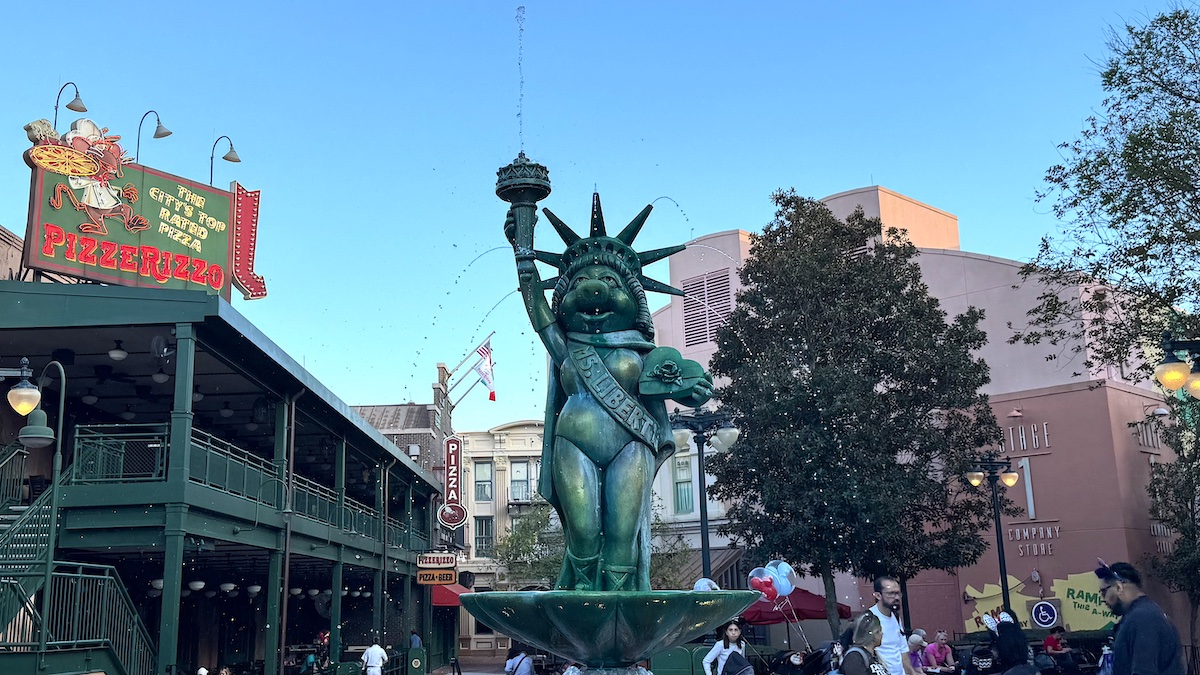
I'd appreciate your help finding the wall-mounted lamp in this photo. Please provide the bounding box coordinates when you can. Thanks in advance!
[1143,403,1170,417]
[1006,408,1023,418]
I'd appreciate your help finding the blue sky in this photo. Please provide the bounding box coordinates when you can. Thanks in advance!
[0,1,1170,431]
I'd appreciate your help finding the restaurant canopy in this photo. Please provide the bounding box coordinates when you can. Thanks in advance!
[741,588,852,625]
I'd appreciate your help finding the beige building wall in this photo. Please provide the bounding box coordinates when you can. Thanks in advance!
[456,420,544,655]
[822,186,960,250]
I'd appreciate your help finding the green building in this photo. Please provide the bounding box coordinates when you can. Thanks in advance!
[0,280,451,675]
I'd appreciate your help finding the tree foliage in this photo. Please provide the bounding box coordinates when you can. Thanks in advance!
[1017,8,1200,373]
[1019,8,1200,646]
[706,191,1005,632]
[1149,400,1200,648]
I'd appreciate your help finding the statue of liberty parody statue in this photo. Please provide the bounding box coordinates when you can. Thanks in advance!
[499,154,713,591]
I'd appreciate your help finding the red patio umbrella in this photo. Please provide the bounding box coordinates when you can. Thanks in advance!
[741,588,852,625]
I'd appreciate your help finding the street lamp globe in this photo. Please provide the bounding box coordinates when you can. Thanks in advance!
[715,426,740,448]
[1154,352,1191,390]
[966,471,985,487]
[672,429,691,450]
[1000,471,1020,488]
[7,379,41,416]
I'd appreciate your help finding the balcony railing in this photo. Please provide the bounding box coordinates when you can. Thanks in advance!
[67,423,432,547]
[72,425,168,483]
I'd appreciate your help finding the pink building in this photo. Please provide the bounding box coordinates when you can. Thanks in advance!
[651,187,1191,640]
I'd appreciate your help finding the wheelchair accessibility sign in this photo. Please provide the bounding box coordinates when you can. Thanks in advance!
[1031,600,1060,628]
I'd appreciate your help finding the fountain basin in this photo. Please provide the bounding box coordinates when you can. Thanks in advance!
[461,590,759,668]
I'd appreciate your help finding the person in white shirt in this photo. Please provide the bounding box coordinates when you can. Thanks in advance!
[868,577,917,675]
[505,647,536,675]
[362,639,388,675]
[702,620,747,675]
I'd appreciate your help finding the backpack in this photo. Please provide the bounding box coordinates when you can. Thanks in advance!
[1033,653,1056,672]
[830,646,869,675]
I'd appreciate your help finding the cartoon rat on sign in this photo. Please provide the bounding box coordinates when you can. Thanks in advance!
[49,118,148,236]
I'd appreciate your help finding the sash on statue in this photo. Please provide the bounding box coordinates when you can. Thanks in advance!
[567,342,660,449]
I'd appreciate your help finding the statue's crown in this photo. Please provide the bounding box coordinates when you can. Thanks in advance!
[534,192,687,297]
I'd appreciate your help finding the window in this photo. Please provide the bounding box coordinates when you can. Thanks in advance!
[475,517,495,558]
[682,268,732,347]
[475,462,493,501]
[673,457,694,514]
[511,461,530,502]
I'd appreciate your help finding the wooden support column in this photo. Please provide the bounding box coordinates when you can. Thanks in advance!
[158,504,187,675]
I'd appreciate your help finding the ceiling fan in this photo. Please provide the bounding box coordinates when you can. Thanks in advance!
[93,364,135,385]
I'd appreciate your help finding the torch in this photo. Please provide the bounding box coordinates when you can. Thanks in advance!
[496,152,551,256]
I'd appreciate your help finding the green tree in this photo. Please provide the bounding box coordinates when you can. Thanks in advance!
[1018,8,1200,648]
[706,191,1004,633]
[1017,8,1200,373]
[492,504,563,589]
[1148,400,1200,650]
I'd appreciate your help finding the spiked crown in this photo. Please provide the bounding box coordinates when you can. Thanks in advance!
[536,193,687,297]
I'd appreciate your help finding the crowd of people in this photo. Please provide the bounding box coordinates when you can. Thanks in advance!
[831,564,1185,675]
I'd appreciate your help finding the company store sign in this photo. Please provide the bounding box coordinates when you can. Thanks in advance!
[22,117,266,299]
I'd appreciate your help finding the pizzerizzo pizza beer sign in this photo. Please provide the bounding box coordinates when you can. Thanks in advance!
[21,117,267,299]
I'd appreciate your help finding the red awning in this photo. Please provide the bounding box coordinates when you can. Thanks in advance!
[741,588,851,625]
[432,583,473,607]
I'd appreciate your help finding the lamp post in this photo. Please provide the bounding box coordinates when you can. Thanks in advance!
[668,407,740,579]
[966,454,1020,613]
[1152,331,1200,398]
[135,110,172,164]
[2,357,66,652]
[209,135,241,186]
[52,82,87,131]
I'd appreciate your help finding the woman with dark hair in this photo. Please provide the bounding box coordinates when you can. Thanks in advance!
[703,620,749,675]
[994,621,1036,675]
[840,612,888,675]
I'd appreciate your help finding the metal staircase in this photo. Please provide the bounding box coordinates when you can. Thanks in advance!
[0,462,157,675]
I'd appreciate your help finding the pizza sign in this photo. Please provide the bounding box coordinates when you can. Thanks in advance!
[21,117,267,299]
[437,436,468,529]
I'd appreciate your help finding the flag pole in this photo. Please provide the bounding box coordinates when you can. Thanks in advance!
[447,331,496,380]
[450,360,500,408]
[448,359,485,394]
[452,373,484,408]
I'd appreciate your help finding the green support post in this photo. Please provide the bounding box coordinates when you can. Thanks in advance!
[331,556,343,665]
[168,324,195,489]
[335,440,346,528]
[405,481,413,551]
[264,546,283,675]
[158,505,187,675]
[374,568,384,642]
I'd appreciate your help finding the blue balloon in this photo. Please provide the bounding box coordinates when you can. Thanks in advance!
[765,560,796,597]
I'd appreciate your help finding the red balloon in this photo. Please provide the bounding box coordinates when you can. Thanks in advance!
[749,575,778,601]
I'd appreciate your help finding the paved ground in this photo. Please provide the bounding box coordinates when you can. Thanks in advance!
[432,653,507,675]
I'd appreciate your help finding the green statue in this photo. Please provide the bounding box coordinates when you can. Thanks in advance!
[498,153,713,592]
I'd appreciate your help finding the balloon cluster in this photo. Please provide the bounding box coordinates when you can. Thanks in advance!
[747,560,799,604]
